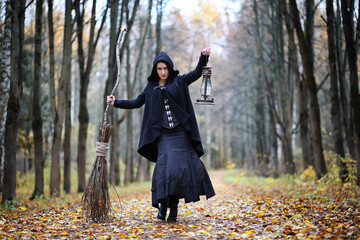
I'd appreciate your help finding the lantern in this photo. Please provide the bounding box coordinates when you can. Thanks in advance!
[196,66,214,105]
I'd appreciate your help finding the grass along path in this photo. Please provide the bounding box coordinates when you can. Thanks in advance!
[0,170,359,239]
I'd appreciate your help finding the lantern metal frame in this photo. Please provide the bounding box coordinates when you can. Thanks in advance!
[196,66,214,105]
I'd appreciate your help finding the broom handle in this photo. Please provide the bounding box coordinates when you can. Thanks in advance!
[103,28,126,126]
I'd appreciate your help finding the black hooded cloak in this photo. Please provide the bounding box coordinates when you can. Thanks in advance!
[114,51,208,163]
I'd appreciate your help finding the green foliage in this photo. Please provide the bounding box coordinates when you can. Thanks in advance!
[223,151,359,188]
[299,166,316,182]
[16,170,33,190]
[223,169,295,186]
[1,199,18,211]
[322,151,358,184]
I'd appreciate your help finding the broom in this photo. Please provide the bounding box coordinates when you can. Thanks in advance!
[81,28,126,223]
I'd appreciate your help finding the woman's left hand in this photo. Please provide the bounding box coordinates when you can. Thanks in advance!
[202,47,211,56]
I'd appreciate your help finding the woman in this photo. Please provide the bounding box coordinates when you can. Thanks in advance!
[107,48,215,222]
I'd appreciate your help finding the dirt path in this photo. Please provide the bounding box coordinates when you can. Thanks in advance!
[1,170,359,239]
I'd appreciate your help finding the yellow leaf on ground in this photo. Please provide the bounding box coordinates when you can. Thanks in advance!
[19,207,27,211]
[256,211,264,217]
[246,230,254,235]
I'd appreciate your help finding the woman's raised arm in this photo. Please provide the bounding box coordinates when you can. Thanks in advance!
[180,47,211,86]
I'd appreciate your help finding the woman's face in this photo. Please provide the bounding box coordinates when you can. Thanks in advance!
[156,62,169,82]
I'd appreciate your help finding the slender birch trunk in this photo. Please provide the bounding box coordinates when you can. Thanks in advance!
[0,0,12,192]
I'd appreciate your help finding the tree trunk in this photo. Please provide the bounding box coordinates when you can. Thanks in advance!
[275,0,295,175]
[135,93,144,183]
[206,109,212,170]
[335,0,354,159]
[253,0,277,176]
[144,160,151,181]
[107,0,119,186]
[50,0,72,196]
[246,101,255,170]
[105,0,139,186]
[340,0,360,185]
[133,0,152,183]
[50,119,63,196]
[63,55,72,194]
[75,0,90,193]
[155,0,163,55]
[255,72,268,175]
[47,0,57,195]
[290,0,327,179]
[136,155,144,182]
[118,0,140,63]
[3,0,25,204]
[123,0,142,184]
[264,6,279,175]
[143,17,154,182]
[76,86,88,192]
[124,114,134,185]
[0,0,12,192]
[269,105,279,177]
[31,0,45,199]
[112,114,121,185]
[326,0,348,182]
[284,0,314,170]
[75,0,108,192]
[47,0,56,122]
[124,43,133,185]
[63,2,73,192]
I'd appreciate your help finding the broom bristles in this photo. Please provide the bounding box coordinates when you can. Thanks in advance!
[81,122,113,222]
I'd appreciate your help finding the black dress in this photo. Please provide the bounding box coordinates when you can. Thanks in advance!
[151,94,215,208]
[113,51,216,209]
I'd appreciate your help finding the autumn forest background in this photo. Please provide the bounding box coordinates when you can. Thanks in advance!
[0,0,360,238]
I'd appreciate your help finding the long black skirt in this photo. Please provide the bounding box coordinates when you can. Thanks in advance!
[151,127,215,208]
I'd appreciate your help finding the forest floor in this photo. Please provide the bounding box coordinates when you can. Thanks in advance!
[1,170,359,239]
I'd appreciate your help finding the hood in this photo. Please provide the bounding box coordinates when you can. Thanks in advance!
[147,51,179,82]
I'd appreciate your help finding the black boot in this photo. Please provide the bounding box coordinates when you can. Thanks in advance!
[157,203,167,220]
[167,207,177,222]
[167,197,179,222]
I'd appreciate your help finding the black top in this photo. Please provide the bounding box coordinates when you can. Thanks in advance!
[162,94,180,129]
